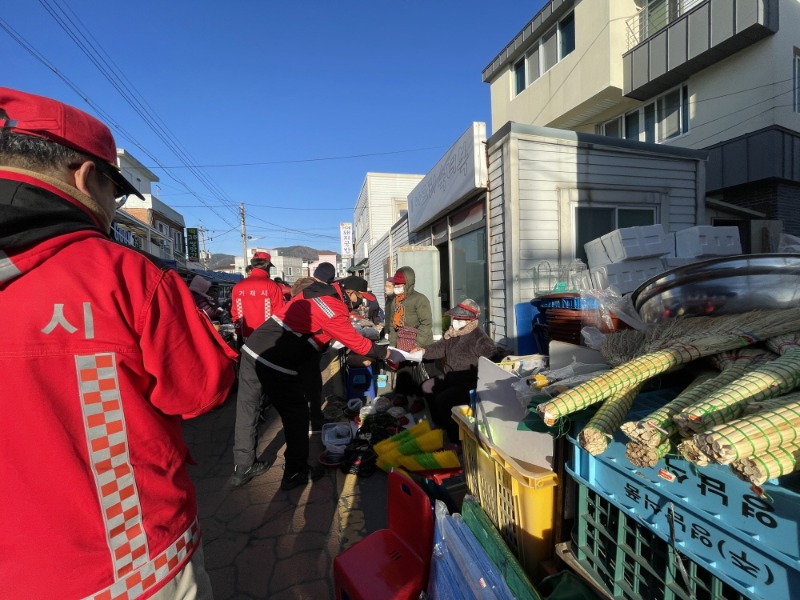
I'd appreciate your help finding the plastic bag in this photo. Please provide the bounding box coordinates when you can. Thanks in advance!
[427,500,516,600]
[580,287,648,332]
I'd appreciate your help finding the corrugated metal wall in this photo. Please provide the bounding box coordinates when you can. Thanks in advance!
[489,127,703,350]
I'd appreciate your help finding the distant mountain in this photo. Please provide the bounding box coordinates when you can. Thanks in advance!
[274,245,340,261]
[207,246,339,270]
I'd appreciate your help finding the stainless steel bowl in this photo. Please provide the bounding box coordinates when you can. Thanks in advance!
[631,254,800,323]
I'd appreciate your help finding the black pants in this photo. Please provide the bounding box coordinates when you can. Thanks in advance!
[425,378,471,444]
[234,351,311,473]
[300,355,323,427]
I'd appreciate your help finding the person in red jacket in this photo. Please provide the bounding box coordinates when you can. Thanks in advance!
[232,276,391,490]
[0,87,238,599]
[231,251,285,339]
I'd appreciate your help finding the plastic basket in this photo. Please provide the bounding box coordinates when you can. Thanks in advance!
[574,484,751,600]
[567,445,800,598]
[455,407,558,583]
[570,393,800,562]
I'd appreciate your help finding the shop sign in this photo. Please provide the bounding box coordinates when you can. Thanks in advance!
[408,122,488,231]
[186,227,200,261]
[340,223,354,258]
[112,222,134,246]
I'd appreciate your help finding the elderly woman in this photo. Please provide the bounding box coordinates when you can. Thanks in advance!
[417,299,496,443]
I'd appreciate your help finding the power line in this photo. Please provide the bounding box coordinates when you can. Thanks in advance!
[146,145,448,169]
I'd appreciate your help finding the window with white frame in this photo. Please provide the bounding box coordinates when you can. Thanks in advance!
[173,231,182,253]
[794,50,800,113]
[575,206,656,263]
[512,11,575,96]
[599,85,689,142]
[155,221,169,236]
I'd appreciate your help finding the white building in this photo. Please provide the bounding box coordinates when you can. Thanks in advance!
[483,0,800,244]
[115,149,187,267]
[351,173,424,274]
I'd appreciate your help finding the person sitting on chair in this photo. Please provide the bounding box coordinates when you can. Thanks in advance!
[415,299,496,444]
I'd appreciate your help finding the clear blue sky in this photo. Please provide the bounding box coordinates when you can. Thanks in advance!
[4,1,545,256]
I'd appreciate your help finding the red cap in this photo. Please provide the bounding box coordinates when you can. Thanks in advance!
[0,87,143,199]
[390,270,406,285]
[361,290,376,302]
[252,251,272,262]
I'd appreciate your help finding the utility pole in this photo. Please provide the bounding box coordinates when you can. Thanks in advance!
[240,203,248,275]
[198,225,209,269]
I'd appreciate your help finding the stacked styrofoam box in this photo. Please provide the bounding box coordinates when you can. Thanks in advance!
[601,225,671,263]
[591,258,665,293]
[675,226,742,258]
[585,225,670,294]
[584,237,612,269]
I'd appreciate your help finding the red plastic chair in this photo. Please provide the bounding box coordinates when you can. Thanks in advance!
[333,469,434,600]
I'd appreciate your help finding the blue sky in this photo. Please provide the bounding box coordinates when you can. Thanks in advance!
[5,1,545,255]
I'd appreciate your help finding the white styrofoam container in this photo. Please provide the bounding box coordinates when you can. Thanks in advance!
[584,237,612,269]
[675,226,742,258]
[601,225,669,263]
[662,232,676,258]
[591,258,666,294]
[662,257,698,270]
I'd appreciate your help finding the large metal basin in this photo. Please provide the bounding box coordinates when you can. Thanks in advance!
[631,254,800,323]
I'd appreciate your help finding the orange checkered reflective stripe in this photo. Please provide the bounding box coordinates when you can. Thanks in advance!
[76,354,200,599]
[87,520,200,600]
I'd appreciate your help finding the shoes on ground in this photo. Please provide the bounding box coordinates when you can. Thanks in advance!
[281,463,326,491]
[408,397,425,413]
[231,461,269,487]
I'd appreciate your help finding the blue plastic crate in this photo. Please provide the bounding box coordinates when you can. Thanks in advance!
[574,484,750,600]
[570,394,800,562]
[567,453,800,599]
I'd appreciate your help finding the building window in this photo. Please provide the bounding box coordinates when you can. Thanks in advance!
[599,85,689,142]
[156,221,169,236]
[173,231,182,253]
[575,206,656,262]
[794,50,800,113]
[514,58,526,95]
[512,11,575,96]
[560,12,575,58]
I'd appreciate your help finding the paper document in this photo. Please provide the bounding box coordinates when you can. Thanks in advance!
[387,346,423,363]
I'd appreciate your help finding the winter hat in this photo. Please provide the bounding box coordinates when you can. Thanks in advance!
[446,299,480,321]
[338,275,376,301]
[189,275,212,296]
[313,262,336,284]
[389,270,406,285]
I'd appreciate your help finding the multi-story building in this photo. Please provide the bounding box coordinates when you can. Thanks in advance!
[351,172,424,275]
[117,149,187,267]
[483,0,800,247]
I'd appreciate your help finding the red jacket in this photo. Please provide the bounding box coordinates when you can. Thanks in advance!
[0,173,238,599]
[243,282,385,371]
[231,268,286,339]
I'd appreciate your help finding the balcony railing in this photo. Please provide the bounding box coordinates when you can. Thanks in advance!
[626,0,706,49]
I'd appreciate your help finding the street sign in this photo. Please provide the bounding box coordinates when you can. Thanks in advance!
[340,222,354,258]
[186,227,200,261]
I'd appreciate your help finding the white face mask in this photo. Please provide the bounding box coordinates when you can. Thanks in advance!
[451,319,468,331]
[393,286,405,295]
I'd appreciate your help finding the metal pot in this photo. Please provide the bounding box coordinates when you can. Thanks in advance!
[631,254,800,323]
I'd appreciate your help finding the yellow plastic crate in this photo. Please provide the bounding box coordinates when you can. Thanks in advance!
[455,407,558,583]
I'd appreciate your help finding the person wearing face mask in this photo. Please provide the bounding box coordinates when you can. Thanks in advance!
[415,299,497,444]
[385,266,434,402]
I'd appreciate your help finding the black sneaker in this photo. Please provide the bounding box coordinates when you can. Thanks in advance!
[281,464,326,490]
[231,461,269,487]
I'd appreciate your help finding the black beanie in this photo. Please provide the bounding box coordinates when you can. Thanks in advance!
[313,262,336,284]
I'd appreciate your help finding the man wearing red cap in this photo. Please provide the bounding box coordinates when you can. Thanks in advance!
[0,87,238,598]
[231,250,285,340]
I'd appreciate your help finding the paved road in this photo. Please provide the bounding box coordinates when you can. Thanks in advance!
[182,363,388,600]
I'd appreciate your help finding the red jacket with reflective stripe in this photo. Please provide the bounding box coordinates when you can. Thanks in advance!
[245,282,384,369]
[0,175,238,599]
[230,268,286,339]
